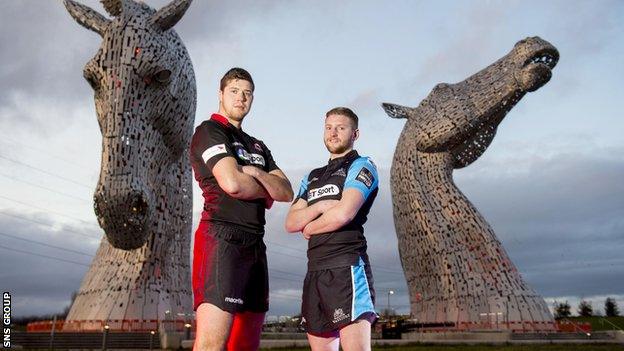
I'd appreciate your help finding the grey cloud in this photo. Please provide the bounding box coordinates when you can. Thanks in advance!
[345,89,382,121]
[0,1,98,126]
[0,210,100,316]
[0,0,284,131]
[458,153,624,225]
[549,0,623,55]
[456,151,624,300]
[408,4,509,89]
[399,0,623,103]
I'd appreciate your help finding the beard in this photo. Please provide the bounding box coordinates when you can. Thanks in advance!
[226,107,248,121]
[324,138,352,154]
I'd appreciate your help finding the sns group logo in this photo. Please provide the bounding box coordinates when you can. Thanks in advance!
[3,292,10,348]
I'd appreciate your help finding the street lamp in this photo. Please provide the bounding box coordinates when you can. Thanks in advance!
[163,310,172,332]
[102,325,110,351]
[387,290,394,316]
[184,323,192,340]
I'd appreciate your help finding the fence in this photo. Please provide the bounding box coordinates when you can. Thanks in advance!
[27,319,195,333]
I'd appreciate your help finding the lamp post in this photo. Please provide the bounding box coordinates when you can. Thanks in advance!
[163,310,171,333]
[102,325,110,351]
[386,290,394,316]
[49,315,56,351]
[184,323,192,340]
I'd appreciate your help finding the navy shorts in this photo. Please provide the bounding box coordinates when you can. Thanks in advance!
[301,257,377,334]
[192,221,269,313]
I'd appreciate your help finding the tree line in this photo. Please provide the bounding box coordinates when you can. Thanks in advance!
[554,297,620,318]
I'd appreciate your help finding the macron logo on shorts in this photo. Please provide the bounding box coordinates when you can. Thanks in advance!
[224,297,244,305]
[202,144,227,163]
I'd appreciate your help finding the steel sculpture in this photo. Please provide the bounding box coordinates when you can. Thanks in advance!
[382,37,559,331]
[63,0,195,323]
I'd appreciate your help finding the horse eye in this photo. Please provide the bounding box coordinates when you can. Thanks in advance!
[154,69,171,83]
[84,71,100,91]
[87,76,99,90]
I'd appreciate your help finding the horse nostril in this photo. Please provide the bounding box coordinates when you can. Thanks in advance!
[93,192,105,218]
[130,193,149,216]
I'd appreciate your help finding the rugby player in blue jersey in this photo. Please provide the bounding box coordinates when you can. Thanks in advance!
[286,107,379,351]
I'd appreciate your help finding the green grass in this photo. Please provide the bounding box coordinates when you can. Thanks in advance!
[261,345,623,351]
[566,316,624,331]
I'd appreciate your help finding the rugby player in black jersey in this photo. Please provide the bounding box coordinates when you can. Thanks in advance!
[286,107,379,351]
[190,68,293,351]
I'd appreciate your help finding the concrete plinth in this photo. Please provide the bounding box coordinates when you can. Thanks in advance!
[160,332,183,349]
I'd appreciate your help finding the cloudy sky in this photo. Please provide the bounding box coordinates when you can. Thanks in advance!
[0,0,623,320]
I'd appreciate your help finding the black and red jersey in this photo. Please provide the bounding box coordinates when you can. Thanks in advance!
[190,114,279,234]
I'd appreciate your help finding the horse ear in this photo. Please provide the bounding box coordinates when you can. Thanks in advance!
[64,0,110,36]
[381,102,414,119]
[100,0,122,17]
[150,0,193,31]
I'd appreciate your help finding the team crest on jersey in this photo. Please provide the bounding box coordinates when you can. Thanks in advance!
[331,168,347,177]
[236,148,247,160]
[332,308,349,323]
[253,142,263,151]
[308,184,339,201]
[356,168,374,188]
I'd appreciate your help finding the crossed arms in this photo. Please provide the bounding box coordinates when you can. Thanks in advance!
[213,157,293,204]
[285,188,366,239]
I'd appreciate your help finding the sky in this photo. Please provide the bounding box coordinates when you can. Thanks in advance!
[0,0,623,320]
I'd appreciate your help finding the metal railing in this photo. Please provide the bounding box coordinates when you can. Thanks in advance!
[27,319,195,333]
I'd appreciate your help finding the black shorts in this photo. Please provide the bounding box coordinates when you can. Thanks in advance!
[301,257,377,334]
[192,221,269,313]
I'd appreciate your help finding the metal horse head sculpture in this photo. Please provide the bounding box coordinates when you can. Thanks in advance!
[382,37,560,330]
[66,0,195,250]
[63,0,195,322]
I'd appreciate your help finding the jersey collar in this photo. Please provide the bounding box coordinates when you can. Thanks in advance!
[328,149,359,166]
[210,113,234,128]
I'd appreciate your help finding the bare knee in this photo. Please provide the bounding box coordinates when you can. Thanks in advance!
[339,319,371,351]
[307,331,340,351]
[194,326,230,351]
[193,335,226,351]
[194,303,233,351]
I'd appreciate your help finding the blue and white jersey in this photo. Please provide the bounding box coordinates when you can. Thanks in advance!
[295,150,379,270]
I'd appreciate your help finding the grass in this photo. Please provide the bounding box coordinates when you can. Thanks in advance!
[261,345,624,351]
[567,316,624,331]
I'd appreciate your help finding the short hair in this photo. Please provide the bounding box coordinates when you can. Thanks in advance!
[220,67,255,92]
[325,107,358,128]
